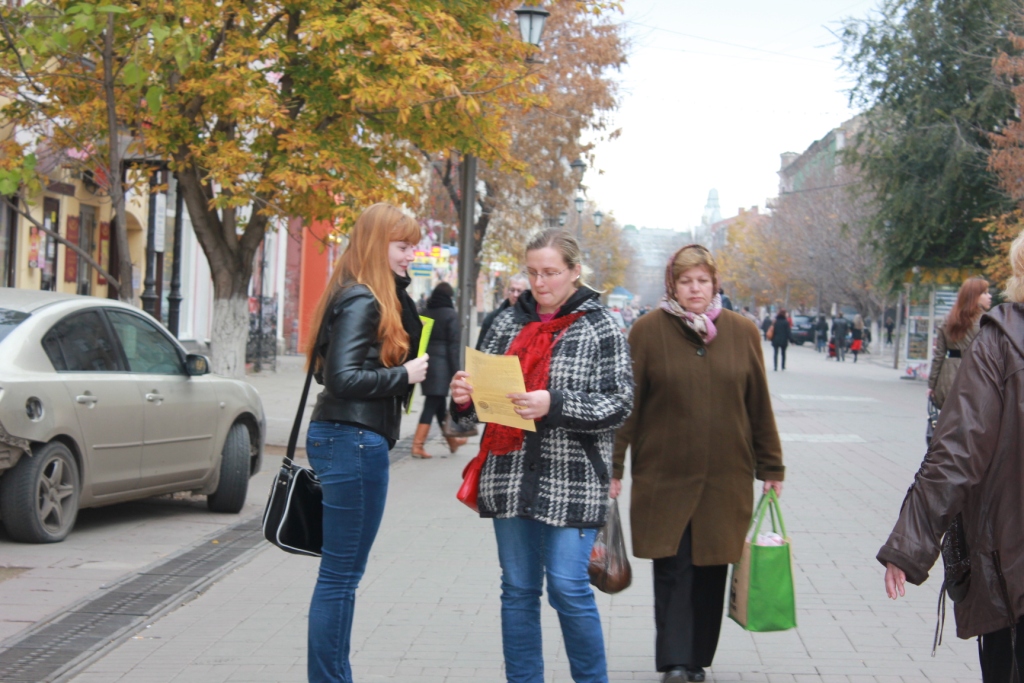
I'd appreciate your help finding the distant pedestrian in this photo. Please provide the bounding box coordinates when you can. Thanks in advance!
[850,314,865,363]
[719,287,733,311]
[761,314,772,340]
[885,316,895,346]
[927,277,992,409]
[413,282,465,458]
[416,291,428,314]
[831,312,850,362]
[815,314,828,353]
[304,203,429,682]
[771,309,791,371]
[449,230,633,683]
[623,305,635,327]
[741,305,760,325]
[878,238,1022,682]
[612,244,784,683]
[476,273,529,351]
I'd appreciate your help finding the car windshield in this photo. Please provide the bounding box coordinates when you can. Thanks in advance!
[0,309,29,344]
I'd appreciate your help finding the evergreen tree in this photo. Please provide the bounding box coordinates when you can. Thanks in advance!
[840,0,1021,280]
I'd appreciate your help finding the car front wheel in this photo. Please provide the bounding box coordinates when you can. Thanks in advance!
[0,440,80,543]
[207,422,251,513]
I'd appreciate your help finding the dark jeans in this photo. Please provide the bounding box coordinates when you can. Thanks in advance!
[653,525,729,672]
[306,421,390,683]
[772,344,787,370]
[980,617,1024,682]
[419,394,447,427]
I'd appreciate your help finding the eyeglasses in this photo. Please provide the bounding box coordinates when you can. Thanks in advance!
[522,268,567,281]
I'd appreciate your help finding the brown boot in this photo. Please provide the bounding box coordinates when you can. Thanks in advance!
[411,423,431,459]
[445,435,468,454]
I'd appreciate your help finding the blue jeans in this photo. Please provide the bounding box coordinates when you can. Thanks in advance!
[306,422,390,683]
[493,518,608,683]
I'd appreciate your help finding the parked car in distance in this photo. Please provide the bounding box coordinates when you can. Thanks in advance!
[789,315,815,346]
[0,290,265,543]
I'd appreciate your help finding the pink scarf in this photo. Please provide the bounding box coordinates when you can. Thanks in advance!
[659,293,723,343]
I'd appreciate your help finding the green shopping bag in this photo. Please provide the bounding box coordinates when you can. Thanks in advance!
[728,489,796,632]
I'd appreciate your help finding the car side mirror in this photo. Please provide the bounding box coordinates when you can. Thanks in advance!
[186,354,211,376]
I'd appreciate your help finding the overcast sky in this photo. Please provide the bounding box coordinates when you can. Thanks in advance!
[584,0,880,231]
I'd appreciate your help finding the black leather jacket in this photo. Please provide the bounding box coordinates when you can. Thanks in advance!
[310,284,409,446]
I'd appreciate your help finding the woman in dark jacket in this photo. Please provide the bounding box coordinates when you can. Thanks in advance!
[771,309,791,371]
[412,282,465,458]
[879,232,1024,681]
[304,203,428,683]
[450,229,633,683]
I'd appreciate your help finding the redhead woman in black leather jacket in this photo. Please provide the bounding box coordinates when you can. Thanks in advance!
[304,203,428,683]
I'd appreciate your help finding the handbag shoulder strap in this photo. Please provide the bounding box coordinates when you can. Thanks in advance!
[286,361,316,466]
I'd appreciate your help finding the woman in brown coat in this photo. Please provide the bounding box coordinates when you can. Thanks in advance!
[880,236,1024,681]
[927,277,991,409]
[612,245,785,683]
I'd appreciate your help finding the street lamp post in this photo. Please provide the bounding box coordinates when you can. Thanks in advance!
[167,173,185,337]
[458,4,549,358]
[141,168,164,318]
[574,194,584,239]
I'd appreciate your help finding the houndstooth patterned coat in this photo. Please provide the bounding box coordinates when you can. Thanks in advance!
[452,287,634,528]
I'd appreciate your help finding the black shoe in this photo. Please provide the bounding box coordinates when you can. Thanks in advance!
[687,667,706,682]
[662,667,687,682]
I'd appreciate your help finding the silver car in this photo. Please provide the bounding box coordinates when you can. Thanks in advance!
[0,290,265,543]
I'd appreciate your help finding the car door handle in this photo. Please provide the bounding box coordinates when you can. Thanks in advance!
[75,394,99,405]
[145,392,163,403]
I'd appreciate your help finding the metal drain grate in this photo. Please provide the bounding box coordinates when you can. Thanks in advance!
[0,516,266,682]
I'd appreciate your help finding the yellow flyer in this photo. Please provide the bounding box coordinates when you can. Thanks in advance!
[464,347,536,431]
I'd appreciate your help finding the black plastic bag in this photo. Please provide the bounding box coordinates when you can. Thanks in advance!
[588,499,632,594]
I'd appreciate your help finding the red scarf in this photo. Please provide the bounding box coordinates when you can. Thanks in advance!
[480,311,585,456]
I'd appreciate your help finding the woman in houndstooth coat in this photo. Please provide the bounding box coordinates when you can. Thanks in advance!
[451,229,633,683]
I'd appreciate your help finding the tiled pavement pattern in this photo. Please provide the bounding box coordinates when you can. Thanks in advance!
[64,344,982,682]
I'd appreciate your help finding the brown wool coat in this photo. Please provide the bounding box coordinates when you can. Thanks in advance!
[613,309,785,564]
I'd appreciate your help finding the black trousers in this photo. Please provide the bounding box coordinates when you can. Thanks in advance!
[653,525,729,671]
[773,345,786,370]
[980,617,1024,682]
[418,395,447,427]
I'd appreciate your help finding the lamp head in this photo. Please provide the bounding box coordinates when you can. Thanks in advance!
[570,158,586,184]
[515,4,550,47]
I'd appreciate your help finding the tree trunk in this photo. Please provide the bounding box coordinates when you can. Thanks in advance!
[210,290,250,378]
[175,159,263,378]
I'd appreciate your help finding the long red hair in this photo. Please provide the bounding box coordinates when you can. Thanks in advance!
[305,203,421,370]
[945,277,990,343]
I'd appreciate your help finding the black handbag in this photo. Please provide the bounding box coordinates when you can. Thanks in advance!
[262,360,323,557]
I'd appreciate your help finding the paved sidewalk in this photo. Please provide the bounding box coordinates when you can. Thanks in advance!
[69,344,980,682]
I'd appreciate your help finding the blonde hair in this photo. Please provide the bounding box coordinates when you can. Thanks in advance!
[1007,230,1024,303]
[306,203,421,369]
[525,229,592,289]
[666,244,718,299]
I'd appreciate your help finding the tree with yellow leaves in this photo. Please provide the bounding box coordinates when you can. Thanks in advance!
[0,0,594,376]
